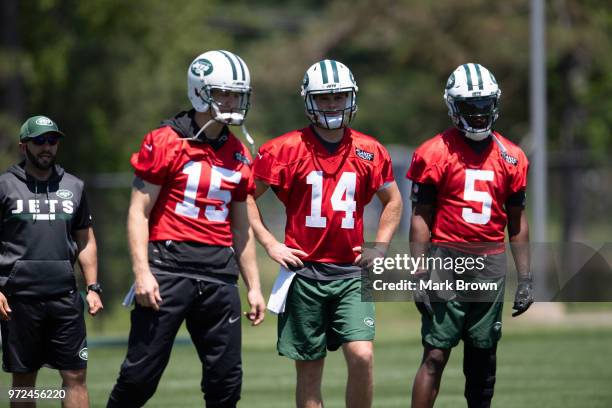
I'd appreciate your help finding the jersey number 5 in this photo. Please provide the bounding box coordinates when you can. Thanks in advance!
[462,169,494,225]
[175,161,241,221]
[305,170,356,229]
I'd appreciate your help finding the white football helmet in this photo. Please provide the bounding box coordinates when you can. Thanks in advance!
[187,50,251,126]
[444,63,501,141]
[301,59,358,129]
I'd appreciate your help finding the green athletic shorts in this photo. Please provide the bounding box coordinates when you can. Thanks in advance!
[277,275,375,360]
[421,276,506,349]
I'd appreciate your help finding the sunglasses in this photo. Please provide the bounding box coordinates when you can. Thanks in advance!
[27,135,60,146]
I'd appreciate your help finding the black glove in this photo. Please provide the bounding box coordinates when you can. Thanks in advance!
[512,278,534,317]
[412,272,433,317]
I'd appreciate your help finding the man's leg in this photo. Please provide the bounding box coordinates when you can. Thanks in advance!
[295,359,325,408]
[463,345,497,408]
[1,297,44,408]
[462,277,505,408]
[11,371,38,408]
[342,341,373,408]
[44,292,88,408]
[411,345,452,408]
[325,278,375,408]
[59,369,88,408]
[187,281,242,408]
[107,273,193,408]
[277,276,329,407]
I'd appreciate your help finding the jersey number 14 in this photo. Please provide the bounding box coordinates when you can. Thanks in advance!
[305,170,356,229]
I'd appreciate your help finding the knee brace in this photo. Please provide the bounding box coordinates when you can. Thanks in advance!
[463,344,497,408]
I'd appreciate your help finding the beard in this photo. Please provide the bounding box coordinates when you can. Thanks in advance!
[25,146,56,171]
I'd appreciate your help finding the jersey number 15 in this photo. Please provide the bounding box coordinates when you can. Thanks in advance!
[175,161,241,222]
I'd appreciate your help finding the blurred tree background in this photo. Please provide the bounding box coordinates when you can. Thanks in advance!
[0,0,610,323]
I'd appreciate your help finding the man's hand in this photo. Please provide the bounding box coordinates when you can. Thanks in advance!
[0,292,11,321]
[352,246,386,269]
[512,278,534,317]
[245,288,266,326]
[266,241,307,269]
[135,271,162,311]
[86,291,104,316]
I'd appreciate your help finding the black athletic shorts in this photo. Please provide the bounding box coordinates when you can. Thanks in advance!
[0,290,88,373]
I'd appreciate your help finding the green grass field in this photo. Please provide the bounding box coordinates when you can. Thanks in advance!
[2,305,612,407]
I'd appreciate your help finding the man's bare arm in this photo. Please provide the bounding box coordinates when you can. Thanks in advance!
[231,200,265,325]
[247,179,307,268]
[74,227,103,315]
[128,176,162,310]
[353,182,403,265]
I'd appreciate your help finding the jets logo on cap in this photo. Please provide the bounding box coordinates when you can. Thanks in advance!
[35,117,54,126]
[191,59,213,76]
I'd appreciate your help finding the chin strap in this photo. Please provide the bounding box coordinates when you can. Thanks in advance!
[186,118,219,142]
[189,107,255,153]
[241,124,255,154]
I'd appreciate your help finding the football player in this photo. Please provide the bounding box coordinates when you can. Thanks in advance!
[248,60,403,408]
[107,50,265,408]
[406,63,534,408]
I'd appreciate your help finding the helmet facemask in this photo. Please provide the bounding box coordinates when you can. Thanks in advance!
[305,89,357,130]
[196,85,251,126]
[447,95,499,140]
[443,63,501,141]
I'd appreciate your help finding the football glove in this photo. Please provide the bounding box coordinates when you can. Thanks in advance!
[512,277,534,317]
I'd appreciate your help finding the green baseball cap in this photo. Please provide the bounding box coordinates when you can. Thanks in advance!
[19,115,65,141]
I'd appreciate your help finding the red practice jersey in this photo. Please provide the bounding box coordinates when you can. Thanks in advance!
[253,126,395,263]
[406,128,528,253]
[131,127,255,247]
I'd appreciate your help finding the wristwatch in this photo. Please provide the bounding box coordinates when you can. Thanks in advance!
[87,283,103,294]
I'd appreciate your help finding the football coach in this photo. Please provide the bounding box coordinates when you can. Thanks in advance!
[0,115,103,407]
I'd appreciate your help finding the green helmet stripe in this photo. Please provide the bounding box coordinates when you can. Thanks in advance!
[330,60,340,82]
[235,54,247,81]
[219,50,238,80]
[463,63,473,91]
[474,63,484,90]
[319,60,329,84]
